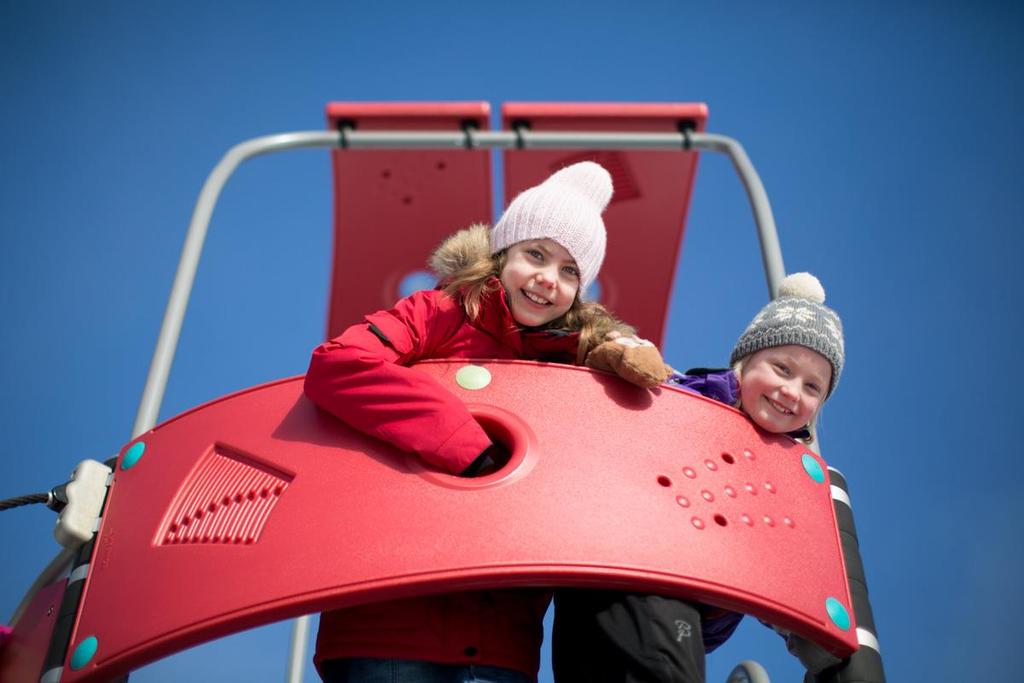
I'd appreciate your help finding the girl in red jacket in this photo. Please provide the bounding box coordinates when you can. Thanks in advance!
[304,162,667,683]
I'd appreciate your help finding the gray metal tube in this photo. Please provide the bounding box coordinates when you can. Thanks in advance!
[341,130,472,149]
[131,127,785,436]
[338,129,689,150]
[686,132,786,299]
[285,614,311,683]
[515,130,688,149]
[131,131,341,437]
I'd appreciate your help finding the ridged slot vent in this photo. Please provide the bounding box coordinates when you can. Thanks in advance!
[159,444,292,546]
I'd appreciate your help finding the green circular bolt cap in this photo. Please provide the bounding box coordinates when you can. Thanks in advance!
[456,365,491,390]
[825,597,851,630]
[801,453,825,483]
[122,442,145,470]
[70,635,98,670]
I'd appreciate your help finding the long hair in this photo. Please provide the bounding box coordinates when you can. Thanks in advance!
[439,249,507,322]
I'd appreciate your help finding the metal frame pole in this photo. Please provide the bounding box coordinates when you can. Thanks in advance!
[284,611,311,683]
[131,131,342,438]
[685,132,785,299]
[131,127,787,438]
[23,126,791,683]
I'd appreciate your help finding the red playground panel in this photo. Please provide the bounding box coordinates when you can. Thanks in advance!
[324,101,709,345]
[0,580,66,682]
[325,102,492,339]
[47,362,854,682]
[502,102,708,345]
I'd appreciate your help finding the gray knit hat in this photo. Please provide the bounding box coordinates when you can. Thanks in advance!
[490,161,611,294]
[730,273,845,396]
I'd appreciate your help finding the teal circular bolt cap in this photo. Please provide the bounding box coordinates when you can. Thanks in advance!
[122,441,145,470]
[825,597,851,630]
[456,365,491,390]
[70,635,98,670]
[801,453,825,483]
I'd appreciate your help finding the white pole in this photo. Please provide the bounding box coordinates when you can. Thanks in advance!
[285,615,311,683]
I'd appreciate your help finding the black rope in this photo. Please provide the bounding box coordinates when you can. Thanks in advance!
[1,492,49,511]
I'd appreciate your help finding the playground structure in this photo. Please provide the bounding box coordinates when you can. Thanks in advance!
[0,102,884,683]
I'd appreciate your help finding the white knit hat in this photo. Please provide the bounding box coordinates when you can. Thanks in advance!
[490,161,612,293]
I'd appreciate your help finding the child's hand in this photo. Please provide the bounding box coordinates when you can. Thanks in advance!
[585,331,672,389]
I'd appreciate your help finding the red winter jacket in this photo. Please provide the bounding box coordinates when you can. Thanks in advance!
[304,283,580,679]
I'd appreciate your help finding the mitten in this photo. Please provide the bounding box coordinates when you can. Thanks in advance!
[585,331,672,389]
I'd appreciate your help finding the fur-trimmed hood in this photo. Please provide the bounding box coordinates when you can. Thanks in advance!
[428,223,492,281]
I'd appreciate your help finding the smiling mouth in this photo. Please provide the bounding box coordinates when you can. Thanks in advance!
[766,397,794,415]
[521,289,551,306]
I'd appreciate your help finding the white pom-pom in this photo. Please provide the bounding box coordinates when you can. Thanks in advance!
[778,272,825,304]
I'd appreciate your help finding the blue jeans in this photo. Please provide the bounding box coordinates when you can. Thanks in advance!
[320,658,532,683]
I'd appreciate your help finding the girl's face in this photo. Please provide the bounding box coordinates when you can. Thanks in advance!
[737,345,831,434]
[499,239,580,327]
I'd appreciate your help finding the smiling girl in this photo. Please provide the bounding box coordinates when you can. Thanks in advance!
[499,239,580,327]
[304,161,666,683]
[553,272,846,683]
[726,271,843,440]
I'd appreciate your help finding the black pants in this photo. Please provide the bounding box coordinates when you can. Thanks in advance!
[552,590,706,683]
[319,658,531,682]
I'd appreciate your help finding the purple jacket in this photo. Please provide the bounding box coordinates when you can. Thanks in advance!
[669,370,834,668]
[668,367,738,406]
[666,368,744,652]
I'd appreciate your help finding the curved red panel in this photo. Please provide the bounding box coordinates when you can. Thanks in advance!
[61,362,855,681]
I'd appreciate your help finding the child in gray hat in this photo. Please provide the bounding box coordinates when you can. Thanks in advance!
[553,272,845,683]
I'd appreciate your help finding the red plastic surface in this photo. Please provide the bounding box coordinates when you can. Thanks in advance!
[0,579,66,682]
[60,362,855,681]
[325,102,492,339]
[502,102,708,345]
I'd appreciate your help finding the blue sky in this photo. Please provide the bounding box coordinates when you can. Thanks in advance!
[2,2,1022,681]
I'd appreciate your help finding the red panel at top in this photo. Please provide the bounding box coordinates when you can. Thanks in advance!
[61,362,854,681]
[325,102,492,339]
[502,102,708,345]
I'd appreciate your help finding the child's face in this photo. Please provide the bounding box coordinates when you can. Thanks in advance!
[737,345,831,434]
[499,239,580,327]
